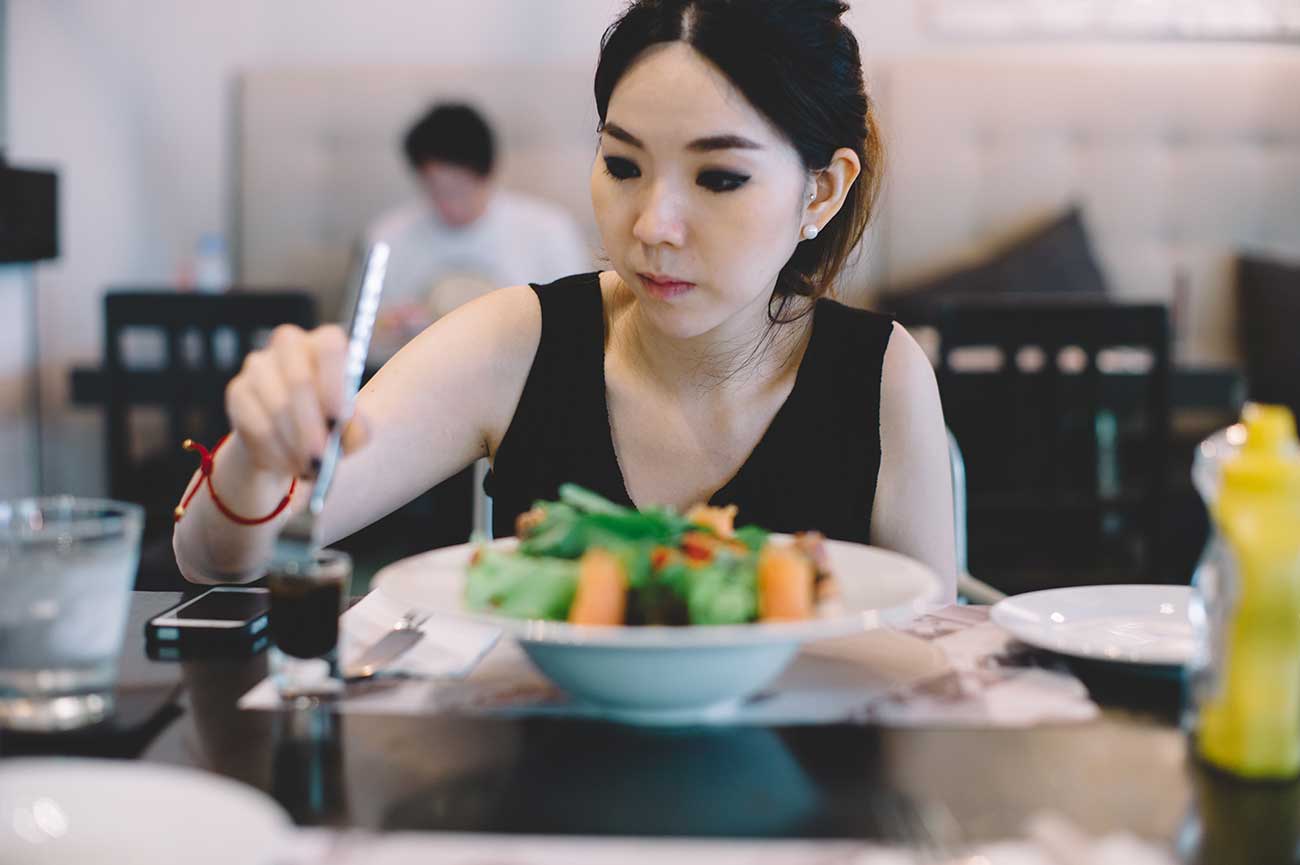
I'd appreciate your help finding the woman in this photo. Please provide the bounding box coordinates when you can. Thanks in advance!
[174,0,956,600]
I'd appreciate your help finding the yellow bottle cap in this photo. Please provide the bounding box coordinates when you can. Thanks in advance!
[1243,403,1297,450]
[1224,403,1300,489]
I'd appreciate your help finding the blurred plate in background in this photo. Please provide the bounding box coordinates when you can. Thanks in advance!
[0,758,290,865]
[991,585,1194,667]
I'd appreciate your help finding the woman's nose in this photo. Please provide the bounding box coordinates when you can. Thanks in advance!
[632,182,686,248]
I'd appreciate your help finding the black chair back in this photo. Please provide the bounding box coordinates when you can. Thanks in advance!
[935,296,1170,591]
[103,290,317,551]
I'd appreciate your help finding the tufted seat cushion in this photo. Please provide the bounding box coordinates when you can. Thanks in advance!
[875,47,1300,364]
[878,207,1107,324]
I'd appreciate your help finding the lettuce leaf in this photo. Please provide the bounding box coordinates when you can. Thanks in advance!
[465,548,579,620]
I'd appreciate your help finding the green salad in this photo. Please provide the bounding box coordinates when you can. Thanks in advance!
[464,484,832,626]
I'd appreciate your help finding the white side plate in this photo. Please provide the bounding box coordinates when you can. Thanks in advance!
[991,584,1194,666]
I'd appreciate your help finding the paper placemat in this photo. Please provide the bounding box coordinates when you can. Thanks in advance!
[240,605,1098,727]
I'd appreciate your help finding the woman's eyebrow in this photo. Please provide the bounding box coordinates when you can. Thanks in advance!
[601,123,762,152]
[686,134,763,152]
[601,123,644,148]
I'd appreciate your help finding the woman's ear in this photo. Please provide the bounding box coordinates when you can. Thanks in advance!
[803,148,862,234]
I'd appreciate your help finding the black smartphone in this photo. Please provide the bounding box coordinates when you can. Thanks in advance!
[146,631,271,661]
[145,587,271,653]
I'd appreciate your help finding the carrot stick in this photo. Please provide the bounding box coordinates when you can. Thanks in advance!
[758,545,815,622]
[568,548,628,626]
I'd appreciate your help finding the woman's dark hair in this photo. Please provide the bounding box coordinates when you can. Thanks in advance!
[403,103,496,177]
[594,0,882,317]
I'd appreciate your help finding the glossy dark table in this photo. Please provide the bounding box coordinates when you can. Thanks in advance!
[4,592,1298,864]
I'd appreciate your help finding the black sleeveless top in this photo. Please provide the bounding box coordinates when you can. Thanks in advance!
[484,273,894,543]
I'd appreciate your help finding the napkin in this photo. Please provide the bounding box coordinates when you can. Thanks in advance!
[336,588,500,678]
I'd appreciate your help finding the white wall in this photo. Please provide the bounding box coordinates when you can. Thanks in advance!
[5,0,934,497]
[0,1,28,500]
[1,0,8,148]
[0,266,33,499]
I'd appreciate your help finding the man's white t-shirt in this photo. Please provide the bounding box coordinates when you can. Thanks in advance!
[365,189,590,359]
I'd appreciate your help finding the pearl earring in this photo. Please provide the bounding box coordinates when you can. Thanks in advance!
[801,224,819,241]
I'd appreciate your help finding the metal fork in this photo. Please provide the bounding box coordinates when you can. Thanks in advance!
[342,610,433,683]
[272,241,389,572]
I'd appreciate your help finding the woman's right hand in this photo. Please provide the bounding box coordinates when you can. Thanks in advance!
[224,324,370,480]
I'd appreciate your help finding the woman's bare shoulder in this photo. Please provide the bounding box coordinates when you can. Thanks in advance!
[881,321,937,400]
[403,283,541,374]
[450,283,542,362]
[360,284,541,438]
[453,282,542,329]
[873,324,957,594]
[878,321,947,457]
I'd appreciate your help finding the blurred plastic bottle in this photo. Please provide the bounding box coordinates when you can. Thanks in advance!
[1191,403,1300,780]
[194,233,231,293]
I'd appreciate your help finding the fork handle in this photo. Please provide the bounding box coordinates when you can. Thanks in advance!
[309,242,389,514]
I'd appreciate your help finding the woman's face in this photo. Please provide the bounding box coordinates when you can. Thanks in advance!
[591,42,811,342]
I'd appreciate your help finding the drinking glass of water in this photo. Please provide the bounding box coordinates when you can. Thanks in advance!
[267,549,352,699]
[0,498,143,731]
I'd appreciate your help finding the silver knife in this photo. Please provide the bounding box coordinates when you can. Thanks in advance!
[343,610,430,681]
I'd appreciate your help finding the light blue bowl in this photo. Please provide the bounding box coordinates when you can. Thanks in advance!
[376,537,942,725]
[520,641,800,724]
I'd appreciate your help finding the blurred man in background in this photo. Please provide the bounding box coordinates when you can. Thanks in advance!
[367,102,589,361]
[358,103,587,552]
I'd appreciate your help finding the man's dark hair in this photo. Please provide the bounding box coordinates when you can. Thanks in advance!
[402,103,496,177]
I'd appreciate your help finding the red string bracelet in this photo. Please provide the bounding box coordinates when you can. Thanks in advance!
[174,433,297,525]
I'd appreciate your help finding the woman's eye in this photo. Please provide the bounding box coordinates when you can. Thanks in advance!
[602,157,640,181]
[697,170,750,193]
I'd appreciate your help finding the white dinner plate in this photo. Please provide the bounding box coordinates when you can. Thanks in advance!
[0,758,292,864]
[375,536,942,647]
[991,584,1194,666]
[374,536,942,723]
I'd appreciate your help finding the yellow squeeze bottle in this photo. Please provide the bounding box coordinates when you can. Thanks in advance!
[1195,404,1300,780]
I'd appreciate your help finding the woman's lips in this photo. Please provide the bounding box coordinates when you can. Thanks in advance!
[638,273,696,300]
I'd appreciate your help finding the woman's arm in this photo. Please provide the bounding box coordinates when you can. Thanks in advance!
[871,322,957,602]
[173,284,541,584]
